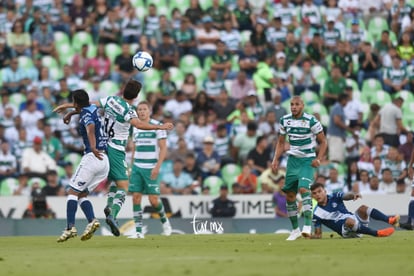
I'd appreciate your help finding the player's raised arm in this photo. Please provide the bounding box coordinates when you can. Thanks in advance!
[53,102,75,113]
[130,117,174,131]
[342,192,362,201]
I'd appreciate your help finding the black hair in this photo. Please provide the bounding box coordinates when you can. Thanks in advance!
[72,89,90,108]
[256,135,266,146]
[123,79,142,100]
[310,182,325,191]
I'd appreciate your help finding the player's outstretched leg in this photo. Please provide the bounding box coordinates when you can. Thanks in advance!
[105,182,117,217]
[105,215,120,237]
[111,188,126,219]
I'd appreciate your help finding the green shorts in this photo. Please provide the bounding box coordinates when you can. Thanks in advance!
[107,146,129,181]
[283,156,315,193]
[129,166,160,195]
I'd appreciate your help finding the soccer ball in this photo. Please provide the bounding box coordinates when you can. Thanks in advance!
[132,51,153,72]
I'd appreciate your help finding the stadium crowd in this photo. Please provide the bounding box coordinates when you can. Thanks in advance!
[1,0,414,207]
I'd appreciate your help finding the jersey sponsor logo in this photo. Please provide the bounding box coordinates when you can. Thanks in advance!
[107,98,125,114]
[78,181,86,186]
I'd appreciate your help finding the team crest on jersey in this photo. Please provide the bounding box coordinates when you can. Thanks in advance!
[332,203,337,208]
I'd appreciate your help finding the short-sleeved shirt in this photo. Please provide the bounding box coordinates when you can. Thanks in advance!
[379,103,402,135]
[132,118,166,169]
[332,52,353,75]
[383,66,408,85]
[78,104,107,153]
[323,77,347,96]
[279,112,323,158]
[161,171,194,191]
[99,96,137,151]
[313,192,354,236]
[327,102,347,139]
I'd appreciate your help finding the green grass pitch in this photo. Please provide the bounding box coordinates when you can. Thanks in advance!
[1,232,413,276]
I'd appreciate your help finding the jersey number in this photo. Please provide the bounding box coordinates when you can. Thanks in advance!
[104,118,115,138]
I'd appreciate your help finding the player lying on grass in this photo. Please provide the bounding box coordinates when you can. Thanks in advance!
[310,182,400,239]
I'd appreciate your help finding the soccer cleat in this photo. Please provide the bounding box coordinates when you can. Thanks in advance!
[388,215,400,228]
[377,227,395,237]
[105,215,120,237]
[127,232,145,239]
[399,222,414,230]
[286,228,302,241]
[57,227,77,243]
[301,225,312,238]
[104,206,111,217]
[162,220,172,236]
[80,219,100,241]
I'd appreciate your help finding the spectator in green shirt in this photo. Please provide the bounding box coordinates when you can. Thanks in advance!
[306,33,326,67]
[323,66,347,108]
[332,41,354,79]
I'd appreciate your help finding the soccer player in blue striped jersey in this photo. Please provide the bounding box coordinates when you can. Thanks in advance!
[271,96,327,240]
[57,89,110,243]
[127,101,171,239]
[310,182,399,238]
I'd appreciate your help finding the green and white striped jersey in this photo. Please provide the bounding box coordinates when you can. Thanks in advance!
[99,96,138,151]
[133,118,167,169]
[279,112,323,158]
[383,66,408,85]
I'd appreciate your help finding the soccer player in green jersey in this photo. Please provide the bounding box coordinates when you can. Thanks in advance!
[128,101,171,239]
[271,96,327,241]
[54,80,174,236]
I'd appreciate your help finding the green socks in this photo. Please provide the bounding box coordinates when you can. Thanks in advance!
[286,201,299,229]
[156,202,167,224]
[112,189,126,219]
[133,204,143,234]
[106,183,117,209]
[301,192,312,226]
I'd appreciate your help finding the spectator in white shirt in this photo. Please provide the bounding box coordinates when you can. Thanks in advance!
[0,140,17,182]
[21,136,57,179]
[379,168,397,193]
[164,91,193,120]
[343,86,363,127]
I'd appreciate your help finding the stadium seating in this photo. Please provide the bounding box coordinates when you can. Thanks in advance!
[203,175,224,196]
[56,43,75,65]
[302,90,320,105]
[53,31,70,45]
[0,178,19,196]
[72,31,94,52]
[311,65,328,83]
[105,43,122,63]
[28,177,47,189]
[179,55,202,75]
[18,56,34,69]
[221,163,242,187]
[369,90,391,106]
[100,80,120,96]
[64,153,82,169]
[41,55,59,69]
[361,79,383,103]
[9,93,27,107]
[367,17,389,42]
[169,0,190,13]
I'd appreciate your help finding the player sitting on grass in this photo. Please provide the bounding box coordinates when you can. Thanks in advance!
[310,182,400,239]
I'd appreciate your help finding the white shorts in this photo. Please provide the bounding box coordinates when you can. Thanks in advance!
[69,152,109,193]
[341,212,368,238]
